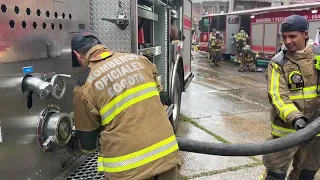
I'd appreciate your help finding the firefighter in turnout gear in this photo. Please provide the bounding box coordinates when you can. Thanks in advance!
[260,15,320,180]
[234,27,249,64]
[71,32,181,180]
[238,45,257,72]
[209,31,224,67]
[208,28,217,60]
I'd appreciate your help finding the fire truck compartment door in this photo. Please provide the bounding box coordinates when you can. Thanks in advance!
[263,23,277,54]
[226,15,240,54]
[251,24,263,53]
[182,0,192,79]
[309,21,319,42]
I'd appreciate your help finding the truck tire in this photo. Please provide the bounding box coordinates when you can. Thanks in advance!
[170,74,182,133]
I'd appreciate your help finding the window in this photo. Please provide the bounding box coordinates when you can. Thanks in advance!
[228,17,239,24]
[199,17,211,32]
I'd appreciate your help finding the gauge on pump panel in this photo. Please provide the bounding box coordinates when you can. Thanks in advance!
[291,74,302,84]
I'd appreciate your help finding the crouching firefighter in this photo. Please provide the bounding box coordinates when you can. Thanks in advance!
[209,31,224,67]
[238,45,257,72]
[260,15,320,180]
[71,32,181,180]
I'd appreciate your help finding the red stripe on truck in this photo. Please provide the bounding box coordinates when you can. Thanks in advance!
[184,16,192,30]
[252,45,276,53]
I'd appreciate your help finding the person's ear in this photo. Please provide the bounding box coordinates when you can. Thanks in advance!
[73,50,84,66]
[303,30,309,39]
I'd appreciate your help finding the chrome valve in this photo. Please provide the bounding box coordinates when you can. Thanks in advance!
[21,73,71,100]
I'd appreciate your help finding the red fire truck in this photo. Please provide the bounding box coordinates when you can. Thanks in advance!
[198,2,320,61]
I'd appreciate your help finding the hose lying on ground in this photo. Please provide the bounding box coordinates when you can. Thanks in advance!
[177,118,320,156]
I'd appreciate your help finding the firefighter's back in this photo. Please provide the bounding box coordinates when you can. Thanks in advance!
[83,50,180,180]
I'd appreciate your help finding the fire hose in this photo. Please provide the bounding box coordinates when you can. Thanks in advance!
[176,117,320,156]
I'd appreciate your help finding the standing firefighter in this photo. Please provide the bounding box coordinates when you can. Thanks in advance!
[234,27,249,64]
[71,32,181,180]
[208,28,217,60]
[260,15,320,180]
[209,31,224,67]
[238,45,257,72]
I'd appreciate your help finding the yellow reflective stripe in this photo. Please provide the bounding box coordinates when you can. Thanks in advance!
[283,104,299,120]
[271,123,320,137]
[289,86,320,100]
[259,170,267,180]
[99,82,159,126]
[269,64,286,120]
[97,135,179,172]
[272,123,295,133]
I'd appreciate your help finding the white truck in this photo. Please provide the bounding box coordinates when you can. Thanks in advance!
[0,0,193,179]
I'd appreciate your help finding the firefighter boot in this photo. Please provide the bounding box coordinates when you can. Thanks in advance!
[265,170,287,180]
[234,54,239,65]
[214,60,220,67]
[298,169,317,180]
[238,62,244,72]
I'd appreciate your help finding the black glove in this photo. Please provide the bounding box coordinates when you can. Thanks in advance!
[293,117,307,130]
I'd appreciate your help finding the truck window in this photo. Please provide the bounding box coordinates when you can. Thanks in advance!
[200,17,211,32]
[217,15,226,32]
[228,17,239,24]
[211,16,218,30]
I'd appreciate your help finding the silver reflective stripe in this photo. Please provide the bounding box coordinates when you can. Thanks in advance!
[272,128,291,137]
[283,105,295,118]
[98,140,178,168]
[101,86,158,120]
[289,89,316,96]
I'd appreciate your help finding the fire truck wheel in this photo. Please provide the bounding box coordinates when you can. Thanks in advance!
[170,74,182,133]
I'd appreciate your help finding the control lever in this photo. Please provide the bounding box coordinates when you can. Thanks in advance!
[43,136,55,150]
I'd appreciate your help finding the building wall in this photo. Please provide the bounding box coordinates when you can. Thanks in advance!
[233,1,271,10]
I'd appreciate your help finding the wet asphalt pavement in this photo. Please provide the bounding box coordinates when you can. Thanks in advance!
[176,51,299,180]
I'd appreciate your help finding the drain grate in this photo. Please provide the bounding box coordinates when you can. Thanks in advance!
[66,152,105,180]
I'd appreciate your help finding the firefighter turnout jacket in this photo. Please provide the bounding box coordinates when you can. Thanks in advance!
[73,45,180,180]
[266,42,320,137]
[210,35,224,52]
[242,48,257,63]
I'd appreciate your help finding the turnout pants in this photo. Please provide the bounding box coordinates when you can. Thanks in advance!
[260,136,320,180]
[239,59,256,72]
[210,50,222,65]
[104,166,179,180]
[145,166,179,180]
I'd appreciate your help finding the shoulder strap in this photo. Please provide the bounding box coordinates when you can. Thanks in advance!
[271,50,286,66]
[312,45,320,55]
